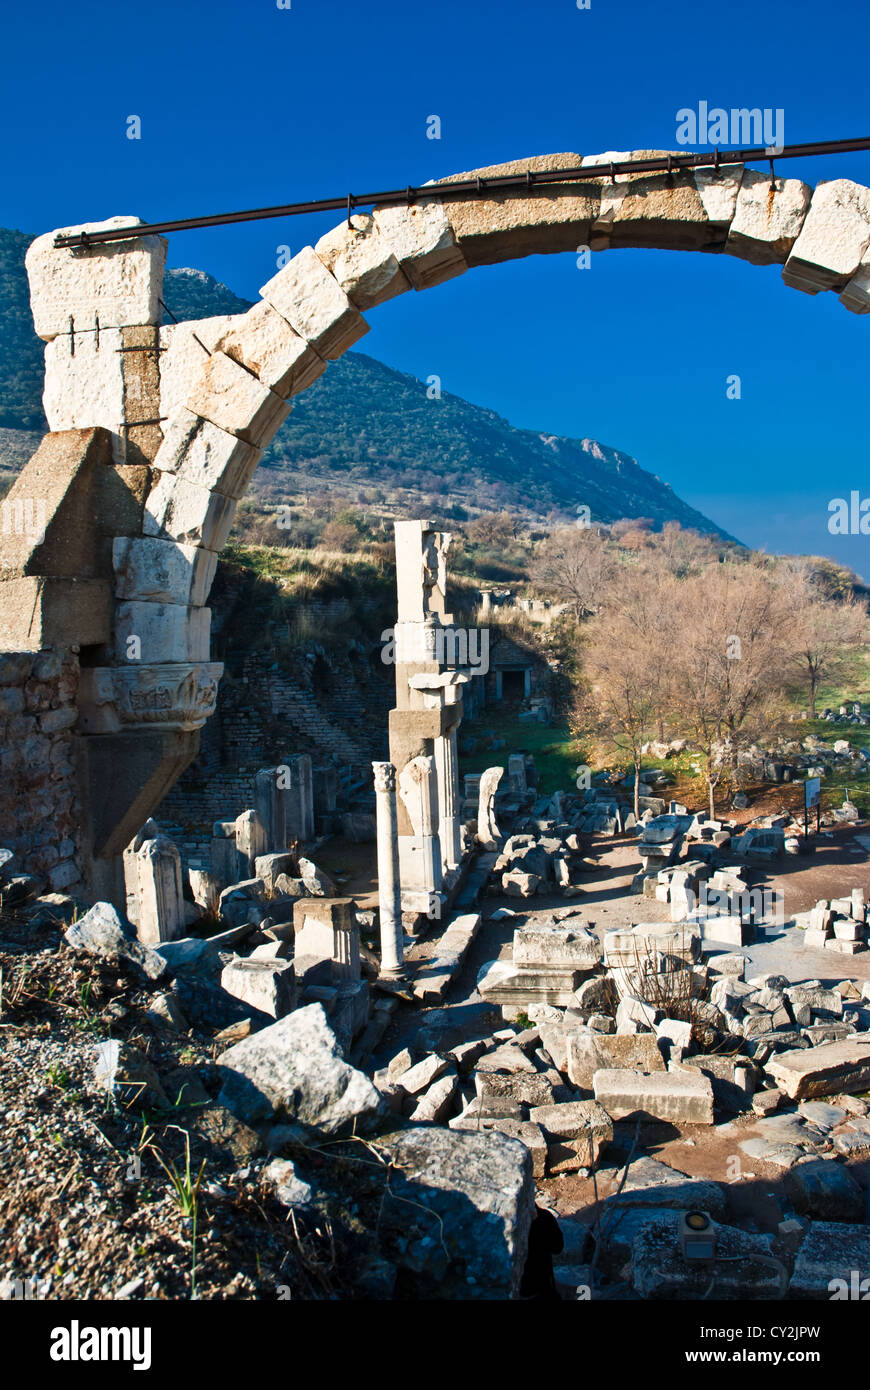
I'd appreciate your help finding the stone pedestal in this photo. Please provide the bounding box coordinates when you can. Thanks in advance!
[397,755,442,906]
[477,766,504,849]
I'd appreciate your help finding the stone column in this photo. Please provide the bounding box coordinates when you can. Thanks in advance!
[434,729,462,872]
[373,761,405,979]
[254,767,287,852]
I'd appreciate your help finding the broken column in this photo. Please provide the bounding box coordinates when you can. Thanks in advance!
[477,766,505,849]
[123,822,186,944]
[372,760,405,979]
[254,756,314,851]
[235,808,268,879]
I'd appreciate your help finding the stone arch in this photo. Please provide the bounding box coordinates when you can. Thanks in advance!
[5,150,870,897]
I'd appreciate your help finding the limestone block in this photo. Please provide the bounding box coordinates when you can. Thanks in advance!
[260,246,368,359]
[158,316,237,419]
[221,958,296,1019]
[217,1003,382,1133]
[43,326,126,443]
[25,217,167,340]
[315,213,411,310]
[143,472,237,550]
[766,1031,870,1100]
[566,1032,665,1090]
[0,426,115,582]
[580,151,725,251]
[513,924,601,970]
[693,167,743,226]
[186,350,290,446]
[438,153,597,265]
[112,536,217,606]
[0,575,111,650]
[783,179,870,293]
[839,247,870,313]
[152,408,260,498]
[293,896,353,961]
[373,200,468,290]
[726,170,811,266]
[112,600,210,664]
[593,1067,714,1124]
[216,299,327,397]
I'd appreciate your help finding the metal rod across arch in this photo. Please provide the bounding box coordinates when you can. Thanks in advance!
[53,135,870,249]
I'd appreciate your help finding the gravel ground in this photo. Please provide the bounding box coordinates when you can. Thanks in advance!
[0,914,362,1302]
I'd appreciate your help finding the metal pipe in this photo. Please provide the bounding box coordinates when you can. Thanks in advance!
[53,135,870,249]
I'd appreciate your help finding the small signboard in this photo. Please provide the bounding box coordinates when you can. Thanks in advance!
[804,775,821,836]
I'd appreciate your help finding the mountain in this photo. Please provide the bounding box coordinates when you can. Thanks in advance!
[0,226,734,538]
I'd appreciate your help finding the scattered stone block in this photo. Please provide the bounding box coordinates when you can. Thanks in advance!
[372,1127,534,1299]
[220,957,296,1019]
[217,1003,383,1133]
[783,1157,864,1224]
[398,1053,451,1096]
[410,1069,461,1123]
[789,1222,870,1298]
[767,1031,870,1099]
[566,1032,665,1090]
[593,1067,714,1125]
[64,901,165,981]
[631,1216,783,1299]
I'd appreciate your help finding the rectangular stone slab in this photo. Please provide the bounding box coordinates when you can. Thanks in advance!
[566,1032,665,1090]
[593,1068,715,1125]
[766,1031,870,1099]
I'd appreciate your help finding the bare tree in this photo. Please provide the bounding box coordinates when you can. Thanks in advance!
[569,567,676,816]
[531,527,616,620]
[779,561,868,715]
[667,561,792,817]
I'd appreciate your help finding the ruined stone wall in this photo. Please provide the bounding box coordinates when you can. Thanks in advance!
[0,648,85,893]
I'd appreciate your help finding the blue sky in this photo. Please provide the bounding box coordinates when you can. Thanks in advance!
[2,0,870,573]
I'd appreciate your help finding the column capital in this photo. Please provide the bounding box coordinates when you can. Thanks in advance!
[372,760,396,794]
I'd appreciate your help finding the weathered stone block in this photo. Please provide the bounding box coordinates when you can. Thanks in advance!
[220,957,296,1019]
[593,1067,714,1124]
[143,472,237,550]
[783,178,870,293]
[113,601,211,664]
[260,246,368,359]
[217,1003,382,1133]
[315,213,411,310]
[216,300,327,397]
[566,1032,665,1090]
[26,217,166,340]
[439,153,596,265]
[726,170,811,266]
[113,536,217,606]
[152,408,260,498]
[186,350,290,446]
[373,200,467,290]
[766,1031,870,1099]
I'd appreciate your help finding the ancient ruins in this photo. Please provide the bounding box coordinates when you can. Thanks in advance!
[3,151,870,1302]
